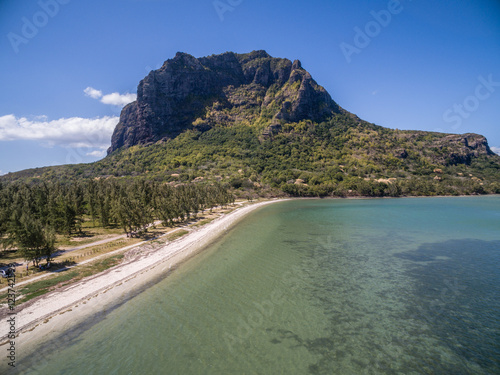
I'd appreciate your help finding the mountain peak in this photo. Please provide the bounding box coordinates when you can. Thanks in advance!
[292,59,302,70]
[108,51,343,154]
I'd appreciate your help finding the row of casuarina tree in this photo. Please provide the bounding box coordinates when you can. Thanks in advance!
[0,179,234,267]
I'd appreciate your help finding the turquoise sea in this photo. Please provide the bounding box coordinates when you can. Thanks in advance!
[17,197,500,374]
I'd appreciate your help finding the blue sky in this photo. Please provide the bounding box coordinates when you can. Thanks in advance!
[0,0,499,174]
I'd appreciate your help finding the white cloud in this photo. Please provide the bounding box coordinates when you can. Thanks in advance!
[491,146,500,155]
[33,115,49,121]
[84,87,103,99]
[86,150,107,157]
[84,86,136,106]
[0,114,118,149]
[101,92,137,106]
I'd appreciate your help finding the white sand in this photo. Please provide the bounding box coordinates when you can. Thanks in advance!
[0,199,286,357]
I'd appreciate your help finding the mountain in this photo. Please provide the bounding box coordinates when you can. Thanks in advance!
[2,51,500,197]
[108,50,345,153]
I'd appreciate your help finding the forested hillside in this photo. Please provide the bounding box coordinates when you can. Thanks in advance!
[3,113,499,197]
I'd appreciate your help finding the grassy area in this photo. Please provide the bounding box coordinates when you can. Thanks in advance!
[0,202,240,307]
[0,218,126,266]
[0,237,138,287]
[193,218,215,227]
[0,249,22,264]
[0,206,235,268]
[166,230,189,241]
[55,218,125,248]
[18,271,79,303]
[4,254,125,304]
[56,238,135,264]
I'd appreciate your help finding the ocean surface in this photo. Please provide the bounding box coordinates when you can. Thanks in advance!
[17,197,500,374]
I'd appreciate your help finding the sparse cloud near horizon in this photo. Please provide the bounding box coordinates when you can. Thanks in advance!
[84,87,103,100]
[0,114,118,150]
[491,146,500,155]
[86,150,107,157]
[84,86,136,106]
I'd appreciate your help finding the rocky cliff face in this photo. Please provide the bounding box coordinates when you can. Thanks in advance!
[437,133,496,165]
[108,50,344,153]
[395,132,495,166]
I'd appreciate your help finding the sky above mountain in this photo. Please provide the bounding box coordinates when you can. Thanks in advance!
[0,0,499,174]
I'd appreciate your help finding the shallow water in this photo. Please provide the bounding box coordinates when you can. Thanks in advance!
[16,197,500,374]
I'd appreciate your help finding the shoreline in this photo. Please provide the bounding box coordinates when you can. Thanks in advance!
[0,199,288,367]
[1,194,497,370]
[294,193,500,201]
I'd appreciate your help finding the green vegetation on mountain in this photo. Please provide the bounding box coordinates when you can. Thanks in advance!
[3,113,499,198]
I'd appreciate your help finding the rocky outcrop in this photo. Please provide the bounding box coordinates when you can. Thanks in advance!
[108,50,344,153]
[435,133,495,165]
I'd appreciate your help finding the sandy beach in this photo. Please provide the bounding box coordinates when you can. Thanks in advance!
[0,199,286,366]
